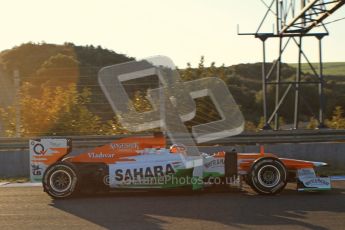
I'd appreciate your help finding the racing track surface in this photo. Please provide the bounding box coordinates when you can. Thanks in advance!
[1,182,345,230]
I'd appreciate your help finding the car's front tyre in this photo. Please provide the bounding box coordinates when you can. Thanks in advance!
[249,157,287,195]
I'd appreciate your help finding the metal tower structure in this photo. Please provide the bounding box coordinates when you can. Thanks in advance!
[239,0,345,130]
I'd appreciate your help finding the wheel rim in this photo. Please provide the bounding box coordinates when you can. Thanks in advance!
[257,165,281,188]
[49,169,72,193]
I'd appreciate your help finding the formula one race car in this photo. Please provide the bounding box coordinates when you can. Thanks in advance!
[29,134,331,199]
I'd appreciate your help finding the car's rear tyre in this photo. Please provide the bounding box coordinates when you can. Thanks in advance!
[43,161,80,199]
[249,157,287,195]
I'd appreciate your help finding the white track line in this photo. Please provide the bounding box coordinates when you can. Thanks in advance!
[0,182,42,187]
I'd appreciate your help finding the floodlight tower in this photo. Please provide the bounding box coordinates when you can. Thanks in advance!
[239,0,345,130]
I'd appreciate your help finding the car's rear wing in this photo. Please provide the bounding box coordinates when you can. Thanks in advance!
[29,138,71,182]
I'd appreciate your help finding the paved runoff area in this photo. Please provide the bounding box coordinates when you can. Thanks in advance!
[0,181,345,230]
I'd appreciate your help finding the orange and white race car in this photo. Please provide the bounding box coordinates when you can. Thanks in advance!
[29,134,331,199]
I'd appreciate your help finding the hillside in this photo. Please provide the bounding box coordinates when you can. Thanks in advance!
[289,62,345,76]
[0,43,345,137]
[0,43,134,121]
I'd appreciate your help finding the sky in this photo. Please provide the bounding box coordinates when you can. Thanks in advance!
[0,0,344,67]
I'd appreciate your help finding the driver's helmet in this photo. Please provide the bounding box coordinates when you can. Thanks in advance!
[169,144,187,154]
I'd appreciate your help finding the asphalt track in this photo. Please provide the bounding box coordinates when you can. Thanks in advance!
[0,182,345,230]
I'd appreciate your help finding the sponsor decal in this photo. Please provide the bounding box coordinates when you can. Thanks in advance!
[204,158,224,168]
[171,161,183,168]
[33,143,47,155]
[110,143,138,150]
[297,168,316,178]
[115,164,175,181]
[47,140,65,147]
[88,152,115,158]
[31,164,42,176]
[304,178,330,187]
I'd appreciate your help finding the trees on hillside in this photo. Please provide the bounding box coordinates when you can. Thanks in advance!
[1,43,345,137]
[0,43,134,137]
[326,106,345,129]
[0,83,102,137]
